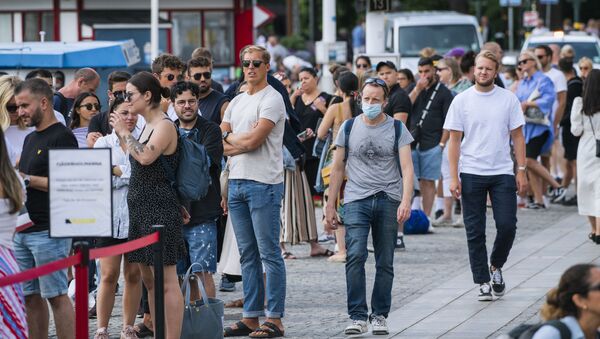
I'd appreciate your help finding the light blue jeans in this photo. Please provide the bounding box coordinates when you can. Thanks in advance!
[228,179,285,318]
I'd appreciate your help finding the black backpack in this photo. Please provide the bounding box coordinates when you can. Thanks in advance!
[505,320,571,339]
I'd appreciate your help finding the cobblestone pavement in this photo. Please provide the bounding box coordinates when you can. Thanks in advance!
[47,203,582,338]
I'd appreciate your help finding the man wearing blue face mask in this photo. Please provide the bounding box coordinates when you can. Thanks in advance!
[324,78,415,336]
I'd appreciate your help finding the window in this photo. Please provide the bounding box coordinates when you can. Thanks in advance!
[172,12,202,61]
[528,42,600,64]
[0,14,12,42]
[24,12,55,41]
[204,11,233,65]
[398,25,480,57]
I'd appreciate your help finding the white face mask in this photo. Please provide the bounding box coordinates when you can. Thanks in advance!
[361,101,382,120]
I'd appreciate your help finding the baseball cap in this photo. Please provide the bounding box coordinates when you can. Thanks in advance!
[444,47,465,58]
[376,61,397,72]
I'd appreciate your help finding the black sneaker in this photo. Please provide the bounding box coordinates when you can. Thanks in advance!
[524,202,545,210]
[490,267,505,297]
[395,235,406,251]
[434,209,444,219]
[551,187,567,203]
[562,195,577,206]
[478,282,492,301]
[88,304,97,319]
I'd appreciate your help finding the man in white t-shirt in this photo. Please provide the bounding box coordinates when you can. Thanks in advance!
[535,45,567,180]
[220,45,287,337]
[444,50,528,302]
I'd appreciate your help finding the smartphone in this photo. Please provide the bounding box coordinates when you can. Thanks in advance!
[297,130,307,139]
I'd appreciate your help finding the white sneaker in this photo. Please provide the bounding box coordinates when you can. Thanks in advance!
[370,315,389,335]
[432,216,453,227]
[452,216,464,228]
[344,319,368,335]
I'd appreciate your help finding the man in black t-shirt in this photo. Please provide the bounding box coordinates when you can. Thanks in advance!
[15,79,78,337]
[187,56,229,125]
[558,58,583,204]
[376,61,412,123]
[87,71,131,146]
[409,57,454,220]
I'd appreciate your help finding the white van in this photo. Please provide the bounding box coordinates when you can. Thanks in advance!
[366,11,483,72]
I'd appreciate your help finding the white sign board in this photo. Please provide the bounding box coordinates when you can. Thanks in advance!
[315,41,348,64]
[523,11,539,28]
[49,149,112,238]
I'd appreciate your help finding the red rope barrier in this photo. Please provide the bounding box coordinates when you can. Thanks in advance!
[90,232,160,260]
[0,232,160,288]
[0,252,81,288]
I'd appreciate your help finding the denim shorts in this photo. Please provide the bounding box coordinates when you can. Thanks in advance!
[176,221,217,275]
[412,145,443,181]
[12,231,72,299]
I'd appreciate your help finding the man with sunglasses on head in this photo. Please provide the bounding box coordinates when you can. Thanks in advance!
[221,45,287,338]
[86,71,133,147]
[325,77,414,336]
[151,53,186,120]
[187,56,229,125]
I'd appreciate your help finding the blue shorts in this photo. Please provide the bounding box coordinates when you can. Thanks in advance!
[13,231,71,299]
[176,221,218,275]
[412,145,443,181]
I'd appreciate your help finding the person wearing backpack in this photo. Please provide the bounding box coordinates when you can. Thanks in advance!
[324,78,414,336]
[510,264,600,339]
[170,81,223,300]
[445,50,528,302]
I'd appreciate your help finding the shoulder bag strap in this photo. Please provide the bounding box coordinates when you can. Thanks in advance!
[589,115,598,140]
[393,120,403,176]
[417,82,442,127]
[343,118,356,163]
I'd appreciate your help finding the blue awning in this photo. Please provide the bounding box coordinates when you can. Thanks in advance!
[0,40,140,69]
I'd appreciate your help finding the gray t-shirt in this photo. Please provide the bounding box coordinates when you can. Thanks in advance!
[335,114,413,204]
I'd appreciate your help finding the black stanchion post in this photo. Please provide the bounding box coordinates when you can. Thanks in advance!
[73,240,90,339]
[152,225,165,339]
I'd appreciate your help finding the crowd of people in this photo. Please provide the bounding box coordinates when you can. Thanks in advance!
[0,35,599,339]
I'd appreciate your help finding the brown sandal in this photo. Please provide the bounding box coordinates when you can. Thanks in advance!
[225,298,244,308]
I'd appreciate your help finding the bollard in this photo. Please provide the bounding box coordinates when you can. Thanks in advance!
[73,240,90,339]
[152,225,165,339]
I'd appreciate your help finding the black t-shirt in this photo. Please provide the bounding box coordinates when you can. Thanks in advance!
[409,81,454,151]
[199,90,228,125]
[561,76,583,127]
[294,92,336,159]
[19,123,78,233]
[88,111,111,136]
[176,116,224,224]
[385,84,412,118]
[211,81,224,94]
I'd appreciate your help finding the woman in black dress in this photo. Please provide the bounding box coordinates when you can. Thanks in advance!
[291,67,337,196]
[110,71,184,339]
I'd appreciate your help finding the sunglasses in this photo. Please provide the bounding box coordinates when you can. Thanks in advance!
[588,284,600,292]
[191,72,211,81]
[242,60,265,68]
[518,59,533,65]
[164,73,183,81]
[6,104,17,113]
[112,90,126,100]
[580,67,590,71]
[436,67,449,72]
[535,54,547,59]
[363,78,389,96]
[356,63,369,69]
[79,103,101,111]
[124,92,138,102]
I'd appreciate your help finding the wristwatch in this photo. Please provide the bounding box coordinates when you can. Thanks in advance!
[517,165,527,172]
[222,131,230,141]
[23,175,31,188]
[439,142,446,148]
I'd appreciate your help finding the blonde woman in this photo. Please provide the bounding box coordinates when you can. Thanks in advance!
[578,57,593,80]
[0,76,31,166]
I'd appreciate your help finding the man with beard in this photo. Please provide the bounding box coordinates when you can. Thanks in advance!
[171,81,223,300]
[445,50,528,302]
[15,78,78,338]
[187,57,229,125]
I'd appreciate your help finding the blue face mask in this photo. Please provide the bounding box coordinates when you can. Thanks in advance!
[362,102,382,120]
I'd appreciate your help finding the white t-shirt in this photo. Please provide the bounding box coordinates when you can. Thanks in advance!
[544,67,567,123]
[0,172,24,250]
[443,85,525,176]
[223,85,286,184]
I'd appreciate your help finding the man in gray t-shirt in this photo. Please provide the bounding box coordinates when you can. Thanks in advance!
[325,79,414,336]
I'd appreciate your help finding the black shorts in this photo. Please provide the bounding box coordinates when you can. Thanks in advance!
[561,126,580,161]
[526,130,550,159]
[95,236,128,248]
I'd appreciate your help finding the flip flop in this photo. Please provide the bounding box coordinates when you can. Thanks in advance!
[281,251,297,260]
[133,322,154,338]
[225,298,244,308]
[310,249,334,257]
[249,322,285,338]
[224,321,255,337]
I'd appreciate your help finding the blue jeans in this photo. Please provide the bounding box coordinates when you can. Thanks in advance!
[343,192,399,321]
[460,173,517,284]
[412,145,443,181]
[176,221,218,275]
[228,179,285,318]
[13,231,72,299]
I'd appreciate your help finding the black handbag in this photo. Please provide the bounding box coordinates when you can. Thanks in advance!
[588,115,600,158]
